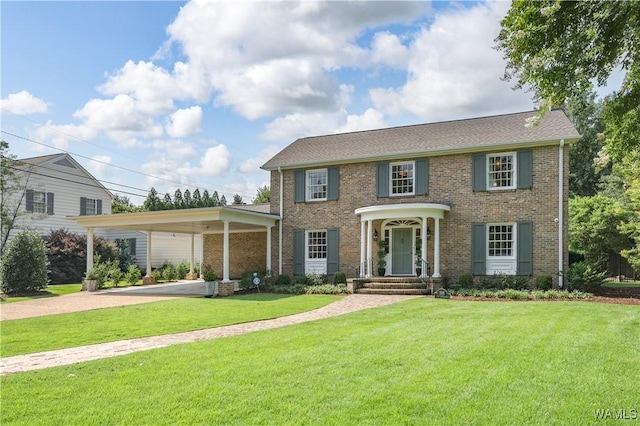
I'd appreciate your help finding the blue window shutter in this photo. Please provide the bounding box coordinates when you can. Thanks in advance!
[26,190,34,212]
[472,154,486,192]
[377,162,389,197]
[517,222,533,275]
[327,167,339,201]
[80,197,87,216]
[129,238,137,256]
[293,230,305,275]
[415,158,429,196]
[327,228,339,275]
[517,150,533,189]
[97,199,103,215]
[294,169,305,203]
[471,223,486,275]
[47,192,54,215]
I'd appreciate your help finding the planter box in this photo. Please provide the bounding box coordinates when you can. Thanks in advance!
[204,281,218,297]
[83,279,98,292]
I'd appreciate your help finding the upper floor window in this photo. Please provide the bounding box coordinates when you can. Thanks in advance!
[306,169,327,201]
[80,197,102,216]
[487,152,516,189]
[25,189,54,215]
[390,161,414,195]
[32,191,47,213]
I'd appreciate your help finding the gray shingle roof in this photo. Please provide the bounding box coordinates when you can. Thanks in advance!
[262,109,580,170]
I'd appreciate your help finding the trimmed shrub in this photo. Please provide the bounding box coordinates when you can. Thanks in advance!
[44,229,85,284]
[1,229,50,293]
[458,273,474,288]
[563,261,606,292]
[294,273,326,286]
[125,264,142,285]
[332,271,347,285]
[274,274,292,286]
[161,261,178,282]
[305,284,349,294]
[176,261,190,280]
[535,274,553,291]
[240,270,271,290]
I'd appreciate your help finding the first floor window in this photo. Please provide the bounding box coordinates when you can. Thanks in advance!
[307,230,327,259]
[390,161,414,195]
[488,224,514,257]
[306,169,327,201]
[487,153,515,189]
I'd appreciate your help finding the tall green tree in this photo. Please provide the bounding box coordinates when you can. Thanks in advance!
[192,188,203,208]
[252,185,271,204]
[232,194,243,205]
[143,187,161,211]
[173,189,184,209]
[183,189,193,208]
[162,193,173,209]
[111,194,139,214]
[496,0,640,160]
[0,141,28,256]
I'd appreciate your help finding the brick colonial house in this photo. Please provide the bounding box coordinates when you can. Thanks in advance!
[262,109,580,288]
[73,109,579,292]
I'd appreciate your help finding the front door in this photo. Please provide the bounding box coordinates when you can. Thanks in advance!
[391,228,413,275]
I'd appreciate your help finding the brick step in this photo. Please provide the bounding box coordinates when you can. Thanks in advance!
[356,287,431,295]
[363,282,430,290]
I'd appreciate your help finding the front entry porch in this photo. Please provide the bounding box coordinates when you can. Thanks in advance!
[355,203,451,279]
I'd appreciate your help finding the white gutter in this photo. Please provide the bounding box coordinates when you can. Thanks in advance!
[278,166,283,275]
[558,139,565,288]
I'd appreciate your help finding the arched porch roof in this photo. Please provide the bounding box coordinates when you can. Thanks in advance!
[355,203,451,221]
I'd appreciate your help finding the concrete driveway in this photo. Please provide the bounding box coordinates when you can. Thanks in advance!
[103,280,208,296]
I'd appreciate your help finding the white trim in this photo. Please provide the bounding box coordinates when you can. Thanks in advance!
[486,152,517,191]
[305,168,328,202]
[486,222,517,259]
[486,222,517,275]
[389,160,415,196]
[356,203,450,221]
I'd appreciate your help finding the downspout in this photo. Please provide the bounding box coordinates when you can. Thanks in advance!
[278,166,283,276]
[558,139,565,288]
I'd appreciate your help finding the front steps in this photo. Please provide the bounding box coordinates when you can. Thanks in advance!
[351,277,434,295]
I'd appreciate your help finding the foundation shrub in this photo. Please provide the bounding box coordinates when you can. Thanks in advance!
[332,271,347,285]
[535,274,553,290]
[125,264,142,285]
[1,229,49,293]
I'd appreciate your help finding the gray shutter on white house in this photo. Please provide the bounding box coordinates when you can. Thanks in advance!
[471,223,486,275]
[97,199,102,215]
[128,238,137,256]
[294,169,305,203]
[80,197,87,216]
[26,189,34,212]
[415,158,429,196]
[293,229,305,275]
[517,150,533,189]
[472,154,486,192]
[376,162,389,197]
[517,222,533,275]
[46,192,54,215]
[327,167,339,201]
[327,228,339,275]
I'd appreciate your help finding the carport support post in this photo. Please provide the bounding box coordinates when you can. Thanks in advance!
[266,225,272,273]
[187,233,197,280]
[223,220,230,282]
[87,228,94,272]
[143,231,156,285]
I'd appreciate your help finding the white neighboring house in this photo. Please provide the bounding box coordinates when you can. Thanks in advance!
[9,153,201,270]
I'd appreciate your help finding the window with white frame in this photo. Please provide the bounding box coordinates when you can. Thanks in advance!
[32,191,47,213]
[306,169,327,201]
[84,198,99,216]
[307,230,327,259]
[488,224,514,257]
[390,161,414,195]
[487,153,516,189]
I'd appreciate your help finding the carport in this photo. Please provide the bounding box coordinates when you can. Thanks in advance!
[69,205,280,283]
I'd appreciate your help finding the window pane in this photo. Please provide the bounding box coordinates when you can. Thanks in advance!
[488,224,513,257]
[488,154,514,188]
[307,231,327,259]
[307,170,327,200]
[85,198,97,215]
[391,162,414,194]
[33,191,46,213]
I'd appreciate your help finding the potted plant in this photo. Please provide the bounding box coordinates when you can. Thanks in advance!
[377,238,388,276]
[201,264,218,297]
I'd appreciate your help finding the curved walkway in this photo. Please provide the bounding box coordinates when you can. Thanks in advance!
[1,293,420,375]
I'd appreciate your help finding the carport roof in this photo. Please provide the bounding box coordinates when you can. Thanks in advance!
[68,205,279,234]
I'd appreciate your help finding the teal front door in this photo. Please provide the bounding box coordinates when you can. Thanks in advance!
[391,228,413,275]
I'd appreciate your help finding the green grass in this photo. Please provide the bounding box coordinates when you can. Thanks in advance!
[0,294,340,357]
[0,284,82,304]
[2,298,638,425]
[602,281,640,287]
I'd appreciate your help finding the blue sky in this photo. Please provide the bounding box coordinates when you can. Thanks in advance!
[2,1,539,205]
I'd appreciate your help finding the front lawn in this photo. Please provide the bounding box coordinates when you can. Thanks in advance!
[0,294,340,357]
[2,298,638,425]
[602,281,640,288]
[0,284,82,304]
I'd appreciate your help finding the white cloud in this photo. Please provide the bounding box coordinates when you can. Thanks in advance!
[370,1,533,121]
[335,108,387,134]
[172,144,232,178]
[370,32,410,68]
[1,91,48,115]
[166,106,202,138]
[86,155,113,179]
[31,121,97,151]
[239,145,281,173]
[152,139,197,160]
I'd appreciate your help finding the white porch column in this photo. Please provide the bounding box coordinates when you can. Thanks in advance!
[189,234,195,275]
[222,220,230,282]
[366,219,373,278]
[360,220,366,277]
[266,225,272,272]
[86,228,94,272]
[421,217,428,278]
[145,232,153,277]
[433,218,441,278]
